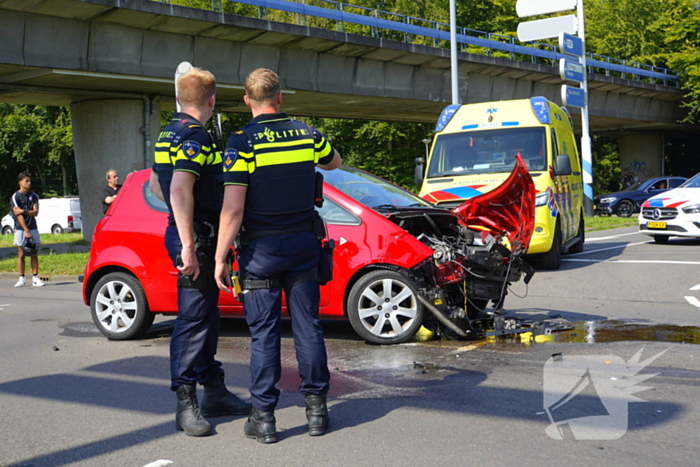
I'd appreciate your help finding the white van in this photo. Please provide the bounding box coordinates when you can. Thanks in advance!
[2,197,82,235]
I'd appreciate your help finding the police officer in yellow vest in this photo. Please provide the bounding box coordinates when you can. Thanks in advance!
[149,67,251,437]
[215,68,341,444]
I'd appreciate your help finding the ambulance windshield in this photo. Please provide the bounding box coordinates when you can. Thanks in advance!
[426,127,547,178]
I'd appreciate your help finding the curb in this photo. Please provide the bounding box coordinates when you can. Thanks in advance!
[0,272,83,283]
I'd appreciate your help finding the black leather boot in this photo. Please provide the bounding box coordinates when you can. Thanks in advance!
[305,394,330,436]
[201,370,252,418]
[244,407,277,444]
[175,384,212,437]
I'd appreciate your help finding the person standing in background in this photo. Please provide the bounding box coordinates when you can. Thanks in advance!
[100,169,121,215]
[11,172,44,288]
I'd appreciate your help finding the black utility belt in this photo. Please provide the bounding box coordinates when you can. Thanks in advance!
[246,224,313,240]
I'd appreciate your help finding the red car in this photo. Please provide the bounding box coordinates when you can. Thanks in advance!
[84,158,535,344]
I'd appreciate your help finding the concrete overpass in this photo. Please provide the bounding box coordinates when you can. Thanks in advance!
[0,0,695,237]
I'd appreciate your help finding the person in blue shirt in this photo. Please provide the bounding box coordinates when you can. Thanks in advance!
[215,68,341,444]
[149,67,251,437]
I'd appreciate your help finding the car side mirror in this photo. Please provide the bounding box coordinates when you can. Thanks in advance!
[554,154,572,176]
[415,157,425,185]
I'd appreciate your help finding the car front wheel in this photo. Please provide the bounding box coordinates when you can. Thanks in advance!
[616,200,635,217]
[90,272,155,340]
[653,235,669,244]
[347,270,424,344]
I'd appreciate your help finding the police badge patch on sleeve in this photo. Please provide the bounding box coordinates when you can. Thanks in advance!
[182,140,201,159]
[224,148,238,170]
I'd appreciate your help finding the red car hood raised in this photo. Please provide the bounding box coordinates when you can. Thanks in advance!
[451,155,535,253]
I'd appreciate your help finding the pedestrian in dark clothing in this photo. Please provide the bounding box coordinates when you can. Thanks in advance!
[100,169,121,215]
[11,172,44,288]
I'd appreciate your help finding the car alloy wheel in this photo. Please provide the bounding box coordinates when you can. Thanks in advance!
[616,200,635,218]
[347,269,424,344]
[90,272,155,340]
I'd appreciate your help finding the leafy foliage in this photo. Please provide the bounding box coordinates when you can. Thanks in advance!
[0,104,77,209]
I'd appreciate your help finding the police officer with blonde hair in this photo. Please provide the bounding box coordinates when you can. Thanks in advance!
[215,68,341,444]
[150,67,251,437]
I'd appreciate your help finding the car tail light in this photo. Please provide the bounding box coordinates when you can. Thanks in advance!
[67,215,73,228]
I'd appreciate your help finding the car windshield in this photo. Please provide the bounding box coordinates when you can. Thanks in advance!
[426,127,547,177]
[620,181,643,192]
[321,166,433,209]
[680,173,700,188]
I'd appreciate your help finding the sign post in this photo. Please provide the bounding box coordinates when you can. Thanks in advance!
[517,0,594,217]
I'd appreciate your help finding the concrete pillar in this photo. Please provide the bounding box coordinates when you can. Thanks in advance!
[71,98,161,241]
[618,133,662,187]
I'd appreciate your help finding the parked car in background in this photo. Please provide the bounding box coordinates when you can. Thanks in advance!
[639,172,700,243]
[2,197,82,235]
[594,176,687,217]
[84,159,535,345]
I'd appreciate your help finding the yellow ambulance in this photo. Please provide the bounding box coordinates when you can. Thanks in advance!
[417,97,584,269]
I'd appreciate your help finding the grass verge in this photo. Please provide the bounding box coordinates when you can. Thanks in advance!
[0,252,89,276]
[585,216,638,232]
[0,232,86,249]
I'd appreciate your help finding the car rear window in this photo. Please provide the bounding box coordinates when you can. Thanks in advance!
[143,182,169,213]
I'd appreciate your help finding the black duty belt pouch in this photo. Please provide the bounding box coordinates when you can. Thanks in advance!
[177,251,214,289]
[318,239,335,285]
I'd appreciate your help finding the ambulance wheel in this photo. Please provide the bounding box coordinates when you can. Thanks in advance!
[90,272,154,340]
[347,270,424,344]
[569,214,585,254]
[541,222,562,270]
[51,224,64,235]
[2,226,12,235]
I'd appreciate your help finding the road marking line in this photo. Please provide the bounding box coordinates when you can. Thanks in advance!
[564,258,700,265]
[684,296,700,308]
[585,232,641,242]
[142,461,173,467]
[567,241,648,257]
[690,283,700,291]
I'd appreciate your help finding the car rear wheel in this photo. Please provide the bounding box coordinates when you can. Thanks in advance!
[90,272,154,340]
[540,221,562,270]
[347,270,424,344]
[51,224,64,235]
[2,226,12,235]
[653,235,669,244]
[616,200,635,217]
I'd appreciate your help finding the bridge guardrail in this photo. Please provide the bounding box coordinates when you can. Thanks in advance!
[162,0,680,86]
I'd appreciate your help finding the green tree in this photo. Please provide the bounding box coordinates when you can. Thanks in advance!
[0,104,77,203]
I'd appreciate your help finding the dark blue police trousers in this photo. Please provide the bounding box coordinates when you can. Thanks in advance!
[165,225,222,390]
[239,231,330,412]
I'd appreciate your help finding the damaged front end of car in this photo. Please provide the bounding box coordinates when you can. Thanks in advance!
[384,155,551,340]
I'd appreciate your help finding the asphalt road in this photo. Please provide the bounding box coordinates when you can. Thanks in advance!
[1,226,699,467]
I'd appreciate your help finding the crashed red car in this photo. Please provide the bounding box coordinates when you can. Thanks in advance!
[83,156,535,345]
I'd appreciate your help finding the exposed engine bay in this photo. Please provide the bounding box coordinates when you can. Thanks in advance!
[383,206,535,339]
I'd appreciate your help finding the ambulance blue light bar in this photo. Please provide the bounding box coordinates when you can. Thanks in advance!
[530,97,551,124]
[435,104,461,132]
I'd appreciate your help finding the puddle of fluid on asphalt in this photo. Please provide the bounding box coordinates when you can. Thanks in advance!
[414,320,700,346]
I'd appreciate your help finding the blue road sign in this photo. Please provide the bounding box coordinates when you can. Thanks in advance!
[561,85,585,107]
[559,32,583,57]
[559,59,584,83]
